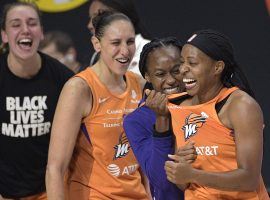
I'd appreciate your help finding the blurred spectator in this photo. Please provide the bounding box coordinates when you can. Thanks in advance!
[39,30,85,73]
[87,0,151,75]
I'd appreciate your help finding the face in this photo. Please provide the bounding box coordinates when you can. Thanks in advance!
[145,46,183,95]
[1,5,44,60]
[180,44,218,96]
[95,20,135,75]
[88,0,111,35]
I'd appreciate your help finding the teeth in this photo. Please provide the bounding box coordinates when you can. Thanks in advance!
[183,78,196,83]
[164,87,178,93]
[19,38,32,43]
[117,58,129,63]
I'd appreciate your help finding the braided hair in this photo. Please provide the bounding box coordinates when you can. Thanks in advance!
[186,29,254,97]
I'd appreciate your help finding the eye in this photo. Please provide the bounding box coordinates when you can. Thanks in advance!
[28,22,38,27]
[111,41,120,46]
[127,39,135,45]
[155,72,165,77]
[172,68,180,75]
[11,23,20,28]
[189,61,198,66]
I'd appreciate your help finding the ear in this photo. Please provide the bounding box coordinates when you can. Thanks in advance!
[1,29,8,43]
[144,72,150,82]
[91,36,101,52]
[214,61,225,75]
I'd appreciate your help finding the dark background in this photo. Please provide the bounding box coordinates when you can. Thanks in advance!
[1,0,270,191]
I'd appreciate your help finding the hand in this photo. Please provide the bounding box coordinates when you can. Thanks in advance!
[165,158,194,185]
[175,141,197,164]
[145,89,169,116]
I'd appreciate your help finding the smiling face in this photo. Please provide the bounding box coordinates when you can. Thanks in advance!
[180,44,222,97]
[144,46,183,95]
[95,19,135,75]
[1,5,44,60]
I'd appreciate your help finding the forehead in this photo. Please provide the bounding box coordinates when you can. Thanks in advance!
[149,46,181,63]
[89,1,110,16]
[6,5,39,21]
[182,44,207,59]
[102,20,134,39]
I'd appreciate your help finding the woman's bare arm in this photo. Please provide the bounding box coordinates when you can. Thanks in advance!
[46,77,92,200]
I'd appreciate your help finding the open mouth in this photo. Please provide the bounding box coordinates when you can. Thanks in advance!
[116,58,130,64]
[17,38,33,49]
[163,87,180,94]
[183,78,197,89]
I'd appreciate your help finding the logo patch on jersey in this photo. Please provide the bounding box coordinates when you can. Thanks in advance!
[182,112,207,140]
[107,164,121,177]
[113,132,130,160]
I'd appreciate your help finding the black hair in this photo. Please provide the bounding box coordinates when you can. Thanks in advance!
[39,31,74,54]
[186,29,254,97]
[139,37,182,78]
[0,2,42,54]
[90,0,151,39]
[92,10,133,40]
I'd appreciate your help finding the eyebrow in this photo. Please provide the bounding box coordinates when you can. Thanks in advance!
[8,17,38,23]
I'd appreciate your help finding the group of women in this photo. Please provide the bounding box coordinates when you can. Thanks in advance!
[0,1,269,200]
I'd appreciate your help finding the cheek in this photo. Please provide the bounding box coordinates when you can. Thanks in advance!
[150,78,163,90]
[129,45,136,55]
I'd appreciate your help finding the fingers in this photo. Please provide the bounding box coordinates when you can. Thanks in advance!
[145,90,168,115]
[168,154,185,162]
[145,89,151,96]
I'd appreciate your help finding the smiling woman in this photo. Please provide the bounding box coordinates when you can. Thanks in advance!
[45,10,149,200]
[0,2,74,199]
[123,37,190,200]
[162,29,269,200]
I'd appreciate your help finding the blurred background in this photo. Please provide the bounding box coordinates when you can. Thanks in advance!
[1,0,269,191]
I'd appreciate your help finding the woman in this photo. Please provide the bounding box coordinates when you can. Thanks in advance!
[87,0,151,75]
[46,11,149,199]
[161,29,269,199]
[0,2,73,199]
[123,37,197,199]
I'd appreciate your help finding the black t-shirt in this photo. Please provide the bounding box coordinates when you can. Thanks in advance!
[0,52,74,198]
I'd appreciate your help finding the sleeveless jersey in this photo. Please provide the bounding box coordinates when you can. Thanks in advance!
[168,87,269,200]
[68,68,148,200]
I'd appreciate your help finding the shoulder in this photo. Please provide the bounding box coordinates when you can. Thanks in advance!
[228,90,261,112]
[64,76,91,95]
[226,89,263,127]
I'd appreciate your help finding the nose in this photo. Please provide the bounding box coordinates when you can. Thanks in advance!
[180,63,189,75]
[166,74,176,85]
[21,23,30,33]
[120,43,129,56]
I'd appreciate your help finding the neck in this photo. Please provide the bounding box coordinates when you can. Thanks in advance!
[7,52,41,79]
[193,82,224,105]
[92,60,127,94]
[93,60,125,85]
